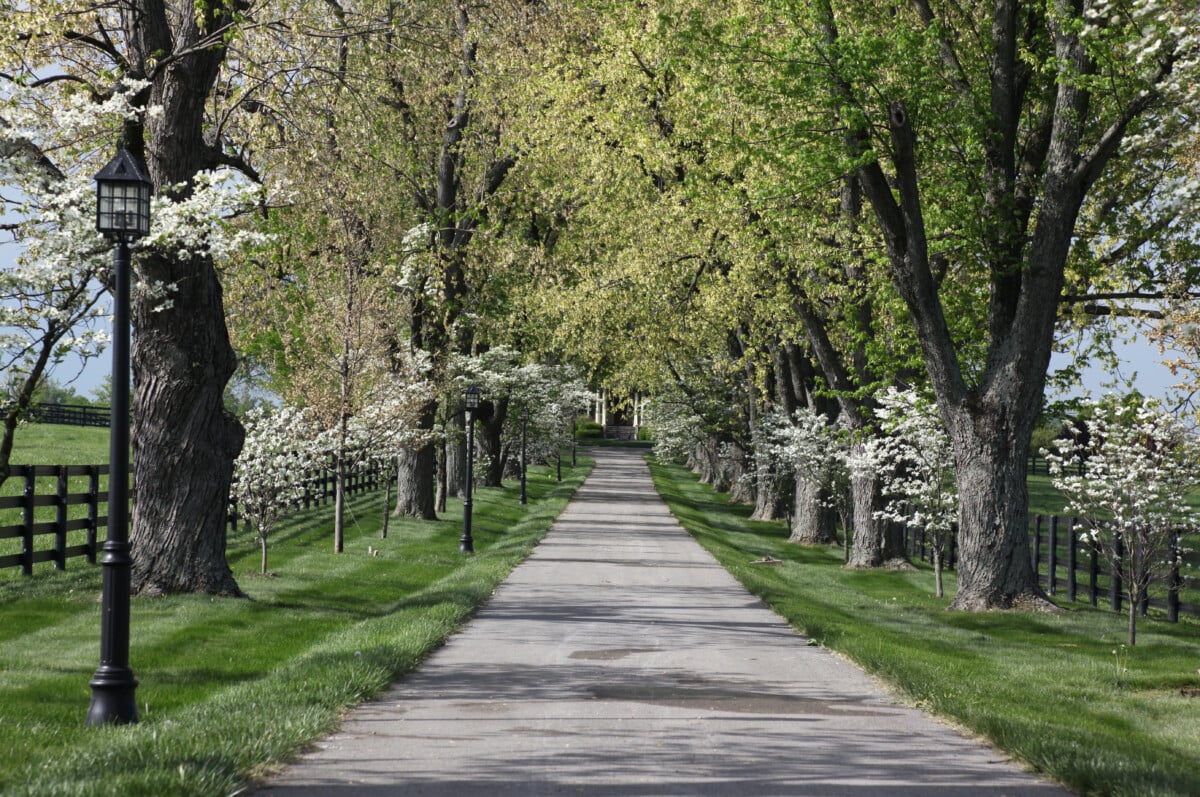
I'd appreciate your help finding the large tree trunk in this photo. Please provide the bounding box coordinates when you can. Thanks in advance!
[944,401,1046,609]
[477,398,509,488]
[130,251,243,596]
[751,458,792,521]
[394,403,437,520]
[125,0,245,596]
[847,441,907,568]
[446,411,465,498]
[789,475,836,544]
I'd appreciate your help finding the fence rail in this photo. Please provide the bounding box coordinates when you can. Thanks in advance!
[0,465,106,574]
[2,458,383,575]
[903,517,1200,622]
[3,403,112,428]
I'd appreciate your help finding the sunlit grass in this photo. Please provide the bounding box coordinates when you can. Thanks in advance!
[650,457,1200,797]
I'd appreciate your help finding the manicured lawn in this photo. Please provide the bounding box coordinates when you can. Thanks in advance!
[0,456,591,797]
[5,424,111,465]
[649,457,1200,797]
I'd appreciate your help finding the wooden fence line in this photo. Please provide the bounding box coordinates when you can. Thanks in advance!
[903,516,1200,622]
[2,458,382,575]
[2,403,112,428]
[0,465,106,575]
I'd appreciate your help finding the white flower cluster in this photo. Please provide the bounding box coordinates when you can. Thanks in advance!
[1044,395,1197,640]
[141,170,274,263]
[231,404,325,563]
[453,348,595,461]
[759,406,850,506]
[852,387,958,538]
[644,394,706,463]
[1044,396,1197,549]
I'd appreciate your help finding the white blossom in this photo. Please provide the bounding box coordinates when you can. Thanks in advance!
[1044,395,1197,644]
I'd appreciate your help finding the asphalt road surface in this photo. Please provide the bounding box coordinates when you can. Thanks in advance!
[254,447,1073,797]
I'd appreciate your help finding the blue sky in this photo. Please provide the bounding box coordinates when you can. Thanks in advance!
[1048,336,1182,402]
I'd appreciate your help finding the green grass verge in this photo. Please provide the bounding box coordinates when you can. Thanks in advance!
[649,456,1200,797]
[5,424,112,465]
[0,457,592,797]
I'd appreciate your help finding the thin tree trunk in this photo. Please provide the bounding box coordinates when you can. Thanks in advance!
[381,477,392,539]
[260,535,267,576]
[934,547,944,598]
[1128,588,1137,647]
[333,453,346,554]
[435,437,448,514]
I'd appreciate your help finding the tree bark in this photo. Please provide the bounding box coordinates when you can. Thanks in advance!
[943,405,1044,608]
[789,475,837,544]
[130,250,244,596]
[477,398,509,488]
[846,440,907,568]
[446,411,465,498]
[751,457,792,521]
[394,403,437,520]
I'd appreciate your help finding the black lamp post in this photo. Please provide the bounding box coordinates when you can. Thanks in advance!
[87,148,152,726]
[519,405,528,505]
[461,385,480,554]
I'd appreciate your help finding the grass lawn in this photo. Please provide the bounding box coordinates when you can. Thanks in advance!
[4,424,112,465]
[0,449,592,797]
[649,457,1200,797]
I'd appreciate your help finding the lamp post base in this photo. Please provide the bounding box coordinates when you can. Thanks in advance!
[86,667,139,726]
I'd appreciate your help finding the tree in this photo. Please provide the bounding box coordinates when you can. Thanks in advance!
[0,91,116,484]
[0,3,277,594]
[231,405,322,575]
[1046,396,1196,645]
[692,0,1200,609]
[855,388,958,597]
[761,406,851,549]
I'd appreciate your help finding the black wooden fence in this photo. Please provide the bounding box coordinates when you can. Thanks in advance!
[4,403,112,428]
[1,458,383,575]
[903,517,1200,622]
[0,465,106,574]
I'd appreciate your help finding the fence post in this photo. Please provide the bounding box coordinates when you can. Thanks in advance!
[1047,515,1058,596]
[55,466,68,570]
[1167,531,1180,623]
[86,467,99,564]
[21,469,35,576]
[1066,517,1077,603]
[1110,534,1123,612]
[1031,515,1042,575]
[1089,533,1099,606]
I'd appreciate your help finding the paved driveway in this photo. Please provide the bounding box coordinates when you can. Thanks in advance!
[255,447,1072,796]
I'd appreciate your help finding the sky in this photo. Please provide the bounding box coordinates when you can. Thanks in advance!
[1048,336,1183,403]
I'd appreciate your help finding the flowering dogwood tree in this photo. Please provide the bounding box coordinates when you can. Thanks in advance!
[854,388,957,597]
[1045,396,1197,645]
[343,367,438,542]
[452,349,593,489]
[759,407,852,551]
[231,405,323,576]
